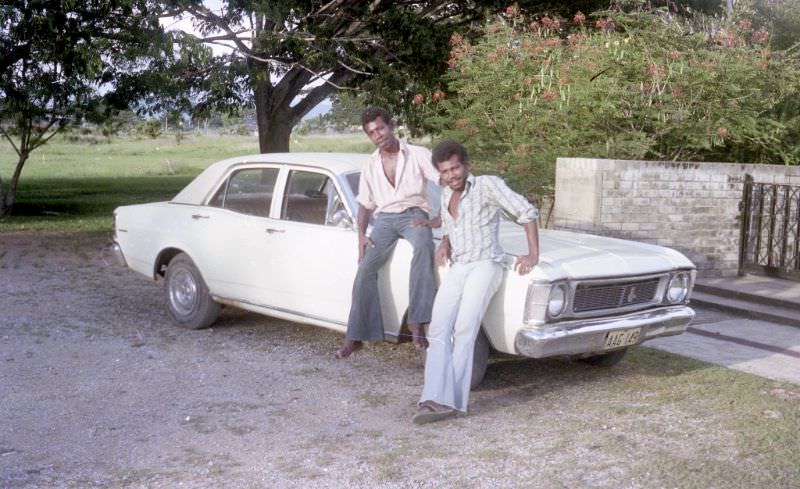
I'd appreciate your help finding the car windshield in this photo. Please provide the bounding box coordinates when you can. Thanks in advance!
[344,172,360,196]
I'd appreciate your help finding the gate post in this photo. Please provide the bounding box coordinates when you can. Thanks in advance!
[738,174,753,276]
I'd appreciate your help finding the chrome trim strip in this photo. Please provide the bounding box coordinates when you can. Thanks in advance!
[211,295,347,327]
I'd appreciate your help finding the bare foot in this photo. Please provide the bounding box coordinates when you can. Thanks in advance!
[335,340,363,359]
[408,324,428,349]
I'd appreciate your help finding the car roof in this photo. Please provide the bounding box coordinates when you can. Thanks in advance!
[172,152,371,205]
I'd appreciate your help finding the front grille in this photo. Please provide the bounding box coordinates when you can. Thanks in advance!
[573,278,660,313]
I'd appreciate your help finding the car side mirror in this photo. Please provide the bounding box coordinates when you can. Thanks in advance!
[329,209,354,229]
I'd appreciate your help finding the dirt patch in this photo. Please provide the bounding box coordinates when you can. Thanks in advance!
[1,232,797,488]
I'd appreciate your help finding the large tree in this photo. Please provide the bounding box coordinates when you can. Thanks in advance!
[0,0,172,217]
[165,1,609,153]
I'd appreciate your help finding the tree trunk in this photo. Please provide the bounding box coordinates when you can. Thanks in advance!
[0,174,5,218]
[254,77,296,153]
[0,152,29,218]
[258,115,293,153]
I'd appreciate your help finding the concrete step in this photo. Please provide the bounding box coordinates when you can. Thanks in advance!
[694,281,800,311]
[690,290,800,328]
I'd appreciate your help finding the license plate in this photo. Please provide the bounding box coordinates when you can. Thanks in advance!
[604,328,641,349]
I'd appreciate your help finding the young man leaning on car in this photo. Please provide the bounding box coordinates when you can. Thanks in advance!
[335,107,440,359]
[412,139,540,424]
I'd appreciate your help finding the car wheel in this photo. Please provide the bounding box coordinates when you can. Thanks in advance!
[581,347,629,367]
[164,252,220,329]
[470,329,491,389]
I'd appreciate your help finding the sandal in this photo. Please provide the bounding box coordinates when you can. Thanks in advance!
[412,401,456,425]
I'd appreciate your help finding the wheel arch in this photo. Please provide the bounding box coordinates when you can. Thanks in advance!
[154,247,185,279]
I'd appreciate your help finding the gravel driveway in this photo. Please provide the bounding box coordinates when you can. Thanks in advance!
[2,232,797,489]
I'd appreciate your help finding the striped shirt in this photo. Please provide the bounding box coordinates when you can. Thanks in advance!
[442,174,539,264]
[357,142,439,215]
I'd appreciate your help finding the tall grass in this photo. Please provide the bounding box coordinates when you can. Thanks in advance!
[0,132,374,233]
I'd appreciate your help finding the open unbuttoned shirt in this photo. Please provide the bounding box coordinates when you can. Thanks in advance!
[442,173,539,264]
[357,142,439,215]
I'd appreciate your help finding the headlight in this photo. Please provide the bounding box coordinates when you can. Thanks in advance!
[547,283,568,318]
[666,272,690,303]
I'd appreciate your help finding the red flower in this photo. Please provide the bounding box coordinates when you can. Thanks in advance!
[412,94,424,106]
[573,12,586,26]
[595,17,614,32]
[753,29,770,45]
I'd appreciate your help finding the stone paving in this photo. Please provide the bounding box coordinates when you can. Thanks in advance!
[645,305,800,385]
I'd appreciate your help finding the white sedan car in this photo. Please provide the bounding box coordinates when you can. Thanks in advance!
[111,153,695,385]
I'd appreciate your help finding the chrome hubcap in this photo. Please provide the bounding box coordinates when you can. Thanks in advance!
[169,268,198,316]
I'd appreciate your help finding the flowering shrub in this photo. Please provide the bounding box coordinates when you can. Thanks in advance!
[423,9,800,201]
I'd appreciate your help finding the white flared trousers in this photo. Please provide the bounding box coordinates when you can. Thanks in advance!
[419,260,503,412]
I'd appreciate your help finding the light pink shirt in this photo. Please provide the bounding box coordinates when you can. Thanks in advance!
[357,142,439,215]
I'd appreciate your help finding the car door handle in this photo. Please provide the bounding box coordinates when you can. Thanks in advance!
[191,214,210,220]
[266,228,286,234]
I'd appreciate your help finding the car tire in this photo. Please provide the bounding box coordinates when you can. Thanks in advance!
[418,327,491,390]
[164,252,220,329]
[581,347,629,367]
[470,329,491,389]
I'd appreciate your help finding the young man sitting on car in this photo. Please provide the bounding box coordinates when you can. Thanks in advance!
[413,139,540,424]
[336,107,441,359]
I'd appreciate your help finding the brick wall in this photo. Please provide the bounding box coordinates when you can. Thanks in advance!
[552,158,800,277]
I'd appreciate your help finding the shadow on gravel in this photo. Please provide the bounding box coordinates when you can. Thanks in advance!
[467,347,711,415]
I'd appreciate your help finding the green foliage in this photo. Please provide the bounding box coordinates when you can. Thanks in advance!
[738,0,800,50]
[0,0,176,216]
[427,9,800,199]
[141,120,162,139]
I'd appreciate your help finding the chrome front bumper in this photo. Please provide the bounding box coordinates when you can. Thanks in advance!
[514,305,694,359]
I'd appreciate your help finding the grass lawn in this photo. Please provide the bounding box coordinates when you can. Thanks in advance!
[0,132,374,233]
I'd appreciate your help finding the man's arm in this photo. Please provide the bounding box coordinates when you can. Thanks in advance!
[411,214,441,228]
[483,176,539,275]
[435,234,451,266]
[357,205,374,263]
[515,220,540,275]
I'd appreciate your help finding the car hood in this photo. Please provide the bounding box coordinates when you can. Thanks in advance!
[498,222,695,281]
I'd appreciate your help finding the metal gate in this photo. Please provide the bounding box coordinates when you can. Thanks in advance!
[739,174,800,280]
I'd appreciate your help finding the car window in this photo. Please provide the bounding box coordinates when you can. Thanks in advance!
[282,170,347,226]
[208,167,278,217]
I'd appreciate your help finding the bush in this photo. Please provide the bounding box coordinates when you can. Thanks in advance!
[138,120,162,139]
[425,8,800,200]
